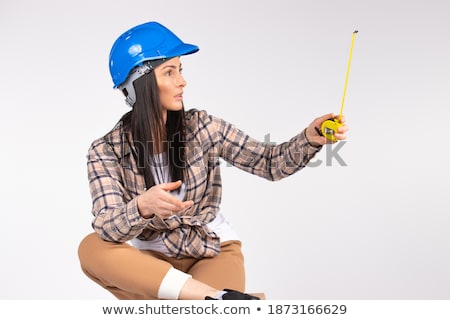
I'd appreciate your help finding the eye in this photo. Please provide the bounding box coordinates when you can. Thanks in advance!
[165,70,172,76]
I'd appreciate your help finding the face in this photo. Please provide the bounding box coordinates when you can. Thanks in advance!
[154,57,186,116]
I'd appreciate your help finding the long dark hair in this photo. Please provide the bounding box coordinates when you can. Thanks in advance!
[121,70,186,189]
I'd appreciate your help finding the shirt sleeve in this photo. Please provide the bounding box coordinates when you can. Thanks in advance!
[86,138,150,242]
[209,113,322,181]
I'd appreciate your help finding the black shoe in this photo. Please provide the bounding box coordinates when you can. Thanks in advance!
[205,289,260,300]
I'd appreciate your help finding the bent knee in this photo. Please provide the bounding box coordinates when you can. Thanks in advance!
[78,232,102,264]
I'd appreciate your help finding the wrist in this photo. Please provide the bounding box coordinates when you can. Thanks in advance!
[303,128,322,148]
[136,195,154,219]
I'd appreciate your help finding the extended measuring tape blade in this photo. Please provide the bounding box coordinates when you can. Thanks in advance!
[321,30,358,142]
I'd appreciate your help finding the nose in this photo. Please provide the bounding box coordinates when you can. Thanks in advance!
[177,74,187,87]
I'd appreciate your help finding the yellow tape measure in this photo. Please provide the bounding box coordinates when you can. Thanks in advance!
[321,30,358,141]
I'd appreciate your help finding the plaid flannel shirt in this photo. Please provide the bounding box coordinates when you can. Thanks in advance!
[87,109,321,258]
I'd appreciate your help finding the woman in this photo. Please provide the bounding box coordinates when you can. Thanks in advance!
[78,21,348,300]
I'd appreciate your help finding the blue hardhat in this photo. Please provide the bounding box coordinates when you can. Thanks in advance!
[109,21,199,90]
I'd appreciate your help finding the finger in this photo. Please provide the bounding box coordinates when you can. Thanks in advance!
[336,114,346,123]
[337,124,349,133]
[182,200,194,209]
[334,132,347,140]
[161,192,194,212]
[160,180,183,192]
[167,199,194,211]
[160,201,187,214]
[152,200,183,218]
[157,209,177,219]
[160,202,194,217]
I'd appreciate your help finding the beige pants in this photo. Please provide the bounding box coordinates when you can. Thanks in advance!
[78,233,246,299]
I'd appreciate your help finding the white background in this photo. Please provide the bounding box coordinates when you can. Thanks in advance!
[1,0,449,299]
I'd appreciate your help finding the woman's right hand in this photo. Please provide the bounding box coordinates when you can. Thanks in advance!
[137,180,194,219]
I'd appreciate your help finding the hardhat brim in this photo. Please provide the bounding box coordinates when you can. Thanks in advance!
[165,43,199,59]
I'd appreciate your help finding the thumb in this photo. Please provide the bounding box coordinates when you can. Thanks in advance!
[161,180,183,192]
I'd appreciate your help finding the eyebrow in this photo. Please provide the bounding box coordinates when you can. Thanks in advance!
[161,64,182,70]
